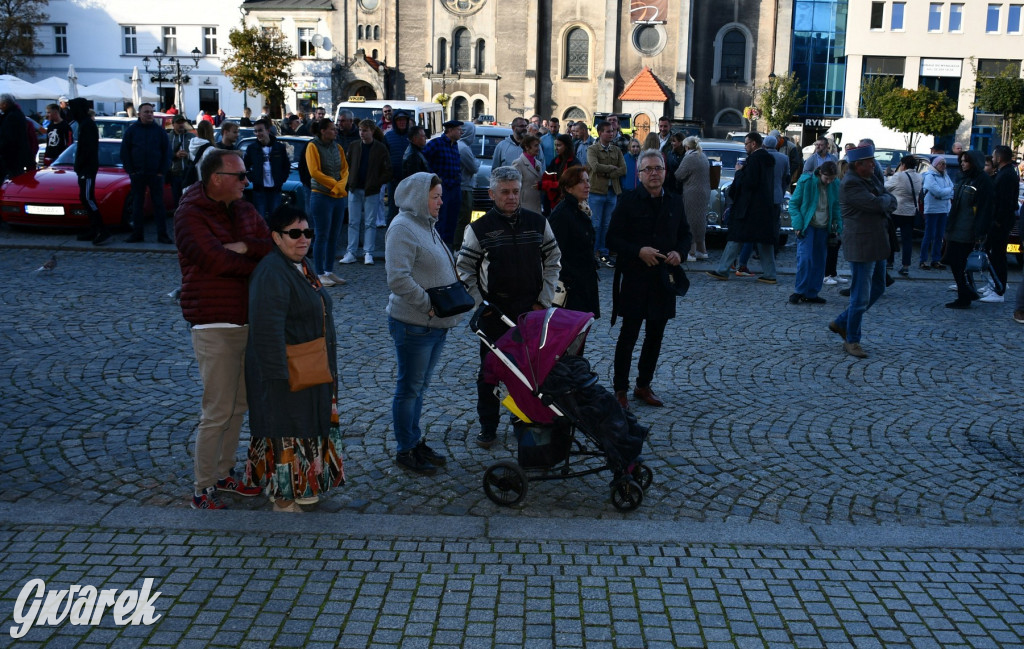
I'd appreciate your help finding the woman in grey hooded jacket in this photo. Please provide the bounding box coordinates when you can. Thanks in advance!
[385,172,464,475]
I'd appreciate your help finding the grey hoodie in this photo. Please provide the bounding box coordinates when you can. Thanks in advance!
[385,172,464,328]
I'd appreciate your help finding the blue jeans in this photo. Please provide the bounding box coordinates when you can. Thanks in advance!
[794,227,828,298]
[588,191,617,255]
[388,317,448,454]
[251,189,282,223]
[130,173,167,238]
[920,212,947,264]
[309,192,344,276]
[834,259,887,343]
[347,189,380,257]
[716,240,776,279]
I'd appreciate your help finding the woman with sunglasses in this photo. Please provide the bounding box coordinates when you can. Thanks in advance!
[384,172,464,475]
[244,205,345,512]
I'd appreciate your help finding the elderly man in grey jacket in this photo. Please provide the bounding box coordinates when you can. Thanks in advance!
[828,144,897,359]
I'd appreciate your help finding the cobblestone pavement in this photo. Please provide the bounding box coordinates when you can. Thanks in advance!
[1,233,1023,647]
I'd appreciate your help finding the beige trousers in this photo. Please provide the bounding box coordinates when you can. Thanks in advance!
[191,326,249,491]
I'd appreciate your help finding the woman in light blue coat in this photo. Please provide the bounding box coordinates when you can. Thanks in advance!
[920,156,954,269]
[787,161,840,304]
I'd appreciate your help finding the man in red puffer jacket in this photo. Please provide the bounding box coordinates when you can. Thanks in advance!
[175,148,272,510]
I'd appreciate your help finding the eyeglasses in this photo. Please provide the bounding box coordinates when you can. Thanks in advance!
[277,228,315,239]
[639,166,665,173]
[214,171,248,181]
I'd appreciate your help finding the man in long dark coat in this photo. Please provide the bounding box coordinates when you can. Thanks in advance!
[706,132,778,284]
[606,149,691,411]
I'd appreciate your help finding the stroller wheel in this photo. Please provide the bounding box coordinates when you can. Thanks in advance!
[632,463,653,491]
[610,477,644,512]
[483,460,528,506]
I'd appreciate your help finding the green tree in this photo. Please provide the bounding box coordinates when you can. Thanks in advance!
[859,75,897,119]
[754,72,805,132]
[875,86,963,150]
[222,23,296,118]
[972,62,1024,146]
[0,0,48,75]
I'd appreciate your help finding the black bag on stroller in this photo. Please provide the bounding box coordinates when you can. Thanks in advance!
[541,355,647,473]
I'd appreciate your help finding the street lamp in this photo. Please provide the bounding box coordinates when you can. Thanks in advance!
[424,62,459,121]
[142,46,203,115]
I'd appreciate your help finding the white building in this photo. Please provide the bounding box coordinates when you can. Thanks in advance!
[844,0,1023,152]
[25,0,313,118]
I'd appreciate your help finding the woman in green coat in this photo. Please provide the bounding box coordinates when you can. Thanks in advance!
[787,161,840,304]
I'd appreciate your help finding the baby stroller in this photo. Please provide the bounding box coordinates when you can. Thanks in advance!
[471,303,652,511]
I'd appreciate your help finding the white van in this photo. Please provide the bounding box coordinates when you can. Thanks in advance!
[334,99,444,137]
[822,117,932,154]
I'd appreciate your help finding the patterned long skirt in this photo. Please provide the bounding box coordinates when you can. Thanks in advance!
[245,425,345,502]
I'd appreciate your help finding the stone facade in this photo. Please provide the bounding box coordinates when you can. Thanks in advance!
[247,0,787,138]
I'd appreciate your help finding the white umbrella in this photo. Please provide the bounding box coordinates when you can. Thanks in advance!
[66,64,78,99]
[83,78,158,103]
[0,74,53,100]
[173,82,183,118]
[130,66,142,109]
[30,76,75,99]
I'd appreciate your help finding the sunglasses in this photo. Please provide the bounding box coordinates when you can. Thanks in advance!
[214,171,248,181]
[278,228,315,239]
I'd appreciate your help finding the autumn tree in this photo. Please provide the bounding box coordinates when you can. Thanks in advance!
[972,62,1024,147]
[0,0,48,75]
[876,86,963,150]
[859,75,897,119]
[222,23,296,118]
[754,72,805,132]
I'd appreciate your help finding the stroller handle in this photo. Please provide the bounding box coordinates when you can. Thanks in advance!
[469,300,517,333]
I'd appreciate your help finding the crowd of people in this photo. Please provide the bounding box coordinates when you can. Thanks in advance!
[4,91,1022,499]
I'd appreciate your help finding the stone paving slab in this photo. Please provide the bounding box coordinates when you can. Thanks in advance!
[1,518,1023,649]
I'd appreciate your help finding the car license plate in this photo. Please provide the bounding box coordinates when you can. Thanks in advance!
[24,205,65,216]
[1007,243,1021,254]
[470,210,486,222]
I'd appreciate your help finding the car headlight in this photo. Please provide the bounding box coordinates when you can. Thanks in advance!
[706,210,720,225]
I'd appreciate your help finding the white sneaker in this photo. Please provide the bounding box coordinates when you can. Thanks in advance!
[948,283,958,291]
[977,286,992,297]
[326,272,347,285]
[318,273,337,287]
[339,253,357,264]
[364,253,374,265]
[686,254,697,262]
[823,276,838,285]
[695,252,709,260]
[980,292,1004,303]
[836,275,849,283]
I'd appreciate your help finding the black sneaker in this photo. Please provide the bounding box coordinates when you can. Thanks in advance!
[414,440,447,467]
[396,450,437,475]
[788,293,802,304]
[898,266,910,277]
[839,287,851,297]
[705,270,729,281]
[800,296,827,304]
[92,231,112,246]
[475,428,498,448]
[603,256,616,268]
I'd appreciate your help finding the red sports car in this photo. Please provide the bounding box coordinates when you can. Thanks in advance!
[1,140,171,228]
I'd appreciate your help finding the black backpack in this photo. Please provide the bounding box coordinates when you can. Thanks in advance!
[296,141,311,188]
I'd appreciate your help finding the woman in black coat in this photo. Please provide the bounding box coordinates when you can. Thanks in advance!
[245,205,345,512]
[548,165,600,318]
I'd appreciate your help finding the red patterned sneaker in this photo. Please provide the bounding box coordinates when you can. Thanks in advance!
[191,486,226,510]
[215,475,262,497]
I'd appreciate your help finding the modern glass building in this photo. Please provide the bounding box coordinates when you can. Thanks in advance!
[790,0,848,143]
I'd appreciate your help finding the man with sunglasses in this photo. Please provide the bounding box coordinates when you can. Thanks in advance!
[175,148,273,509]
